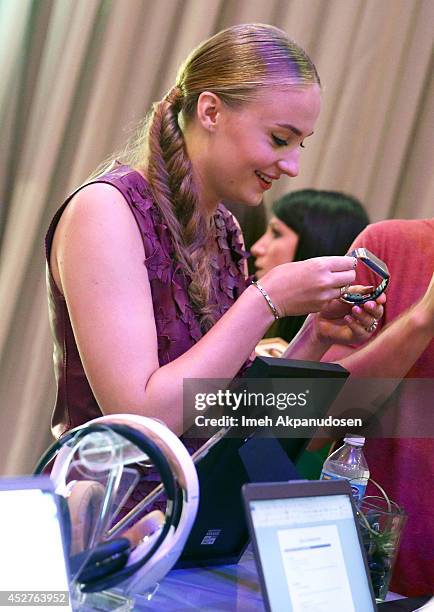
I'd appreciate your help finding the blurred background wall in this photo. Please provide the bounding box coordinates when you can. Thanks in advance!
[0,0,433,475]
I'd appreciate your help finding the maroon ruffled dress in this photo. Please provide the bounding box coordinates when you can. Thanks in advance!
[45,164,249,510]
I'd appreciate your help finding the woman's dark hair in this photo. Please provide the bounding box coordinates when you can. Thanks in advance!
[271,189,370,342]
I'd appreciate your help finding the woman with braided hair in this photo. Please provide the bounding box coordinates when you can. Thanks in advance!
[46,24,384,444]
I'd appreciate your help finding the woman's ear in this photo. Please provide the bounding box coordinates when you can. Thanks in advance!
[196,91,223,133]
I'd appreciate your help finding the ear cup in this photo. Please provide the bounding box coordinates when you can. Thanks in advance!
[121,510,165,548]
[67,480,105,555]
[74,511,165,586]
[86,415,199,593]
[36,416,197,593]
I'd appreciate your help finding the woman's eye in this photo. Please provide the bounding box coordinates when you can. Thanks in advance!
[272,135,288,147]
[300,141,305,149]
[271,228,281,238]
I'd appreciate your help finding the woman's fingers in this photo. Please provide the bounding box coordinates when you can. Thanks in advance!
[344,313,372,339]
[265,257,383,318]
[351,305,376,330]
[331,271,357,290]
[364,295,386,314]
[325,255,358,271]
[316,290,385,345]
[263,257,360,317]
[358,297,385,327]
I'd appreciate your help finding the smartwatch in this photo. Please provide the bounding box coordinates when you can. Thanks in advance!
[341,248,390,304]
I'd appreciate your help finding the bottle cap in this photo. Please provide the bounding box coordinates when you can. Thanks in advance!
[344,433,365,446]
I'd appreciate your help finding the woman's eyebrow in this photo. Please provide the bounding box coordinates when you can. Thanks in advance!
[276,123,314,138]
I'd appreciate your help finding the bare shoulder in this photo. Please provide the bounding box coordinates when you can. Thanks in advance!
[51,182,144,292]
[58,182,136,233]
[50,182,159,415]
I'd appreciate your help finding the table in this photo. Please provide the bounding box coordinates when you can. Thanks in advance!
[134,548,264,611]
[77,548,432,612]
[131,547,414,611]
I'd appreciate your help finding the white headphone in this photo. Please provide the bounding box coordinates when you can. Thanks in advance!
[36,414,199,594]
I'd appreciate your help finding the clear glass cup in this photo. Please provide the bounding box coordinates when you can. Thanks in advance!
[358,496,407,602]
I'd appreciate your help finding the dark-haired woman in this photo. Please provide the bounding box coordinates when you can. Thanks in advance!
[252,189,370,342]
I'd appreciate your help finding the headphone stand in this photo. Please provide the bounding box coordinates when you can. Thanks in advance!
[70,582,137,611]
[35,415,199,609]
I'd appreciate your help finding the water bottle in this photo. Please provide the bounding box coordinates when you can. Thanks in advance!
[320,434,370,503]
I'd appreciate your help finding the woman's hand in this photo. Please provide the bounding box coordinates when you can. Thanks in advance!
[260,256,357,317]
[313,285,386,346]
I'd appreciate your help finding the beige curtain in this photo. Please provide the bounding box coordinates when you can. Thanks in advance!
[1,0,433,475]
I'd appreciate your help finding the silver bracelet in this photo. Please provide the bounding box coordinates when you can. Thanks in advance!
[252,281,280,320]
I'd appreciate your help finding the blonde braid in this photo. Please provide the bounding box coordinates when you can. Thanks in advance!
[147,85,217,332]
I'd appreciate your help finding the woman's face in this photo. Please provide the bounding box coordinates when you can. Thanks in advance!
[191,84,321,211]
[251,216,299,278]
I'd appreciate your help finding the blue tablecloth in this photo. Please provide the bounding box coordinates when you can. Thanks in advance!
[132,547,410,611]
[134,548,263,611]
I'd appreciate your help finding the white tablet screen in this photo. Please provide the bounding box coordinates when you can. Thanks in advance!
[0,487,72,610]
[250,494,375,612]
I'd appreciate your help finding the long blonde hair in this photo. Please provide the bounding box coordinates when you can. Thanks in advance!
[120,24,320,332]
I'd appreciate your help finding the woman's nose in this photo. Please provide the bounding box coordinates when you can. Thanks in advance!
[251,235,268,257]
[277,149,300,178]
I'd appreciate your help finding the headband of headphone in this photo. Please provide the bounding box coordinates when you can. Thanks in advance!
[34,415,199,594]
[86,414,199,594]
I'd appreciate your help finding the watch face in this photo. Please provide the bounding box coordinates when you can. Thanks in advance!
[349,248,390,279]
[342,248,390,304]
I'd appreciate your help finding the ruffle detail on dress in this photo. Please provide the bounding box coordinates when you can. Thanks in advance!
[100,166,249,369]
[212,205,249,307]
[145,247,172,284]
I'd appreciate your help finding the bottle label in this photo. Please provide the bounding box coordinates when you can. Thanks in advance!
[320,471,367,502]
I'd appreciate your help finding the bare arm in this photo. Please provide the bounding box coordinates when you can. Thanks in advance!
[53,184,357,435]
[322,220,434,376]
[283,291,386,362]
[306,283,434,450]
[306,221,434,448]
[335,275,434,377]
